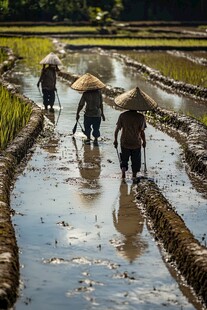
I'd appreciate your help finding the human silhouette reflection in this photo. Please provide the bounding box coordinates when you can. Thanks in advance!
[113,182,148,263]
[43,108,61,127]
[40,109,61,154]
[73,137,102,202]
[44,109,55,125]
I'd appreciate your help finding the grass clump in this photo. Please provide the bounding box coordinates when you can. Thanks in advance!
[0,48,7,63]
[199,114,207,127]
[0,85,32,150]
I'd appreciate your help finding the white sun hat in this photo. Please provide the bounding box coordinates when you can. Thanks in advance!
[40,52,62,65]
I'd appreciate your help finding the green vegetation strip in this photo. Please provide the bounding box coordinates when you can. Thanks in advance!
[0,26,97,33]
[136,179,207,307]
[61,37,207,47]
[0,84,32,150]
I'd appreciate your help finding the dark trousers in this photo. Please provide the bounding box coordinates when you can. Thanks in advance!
[42,89,55,108]
[120,147,141,175]
[84,115,101,139]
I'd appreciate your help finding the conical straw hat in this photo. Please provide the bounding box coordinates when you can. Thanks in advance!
[71,73,105,91]
[40,52,62,65]
[114,86,158,111]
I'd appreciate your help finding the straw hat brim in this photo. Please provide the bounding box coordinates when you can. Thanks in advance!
[71,73,105,91]
[40,52,62,65]
[114,87,158,111]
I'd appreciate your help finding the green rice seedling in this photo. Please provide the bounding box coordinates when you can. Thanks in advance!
[199,114,207,126]
[0,48,7,63]
[187,112,207,127]
[120,51,207,88]
[0,85,32,150]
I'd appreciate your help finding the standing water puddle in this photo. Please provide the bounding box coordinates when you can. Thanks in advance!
[8,51,206,310]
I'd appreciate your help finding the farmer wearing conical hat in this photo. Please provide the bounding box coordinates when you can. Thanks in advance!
[113,86,157,181]
[37,52,62,110]
[71,73,106,145]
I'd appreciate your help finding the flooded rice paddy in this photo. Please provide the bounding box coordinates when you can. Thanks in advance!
[7,50,207,309]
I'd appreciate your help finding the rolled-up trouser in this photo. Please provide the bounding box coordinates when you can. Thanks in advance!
[120,147,141,174]
[42,89,55,107]
[84,115,101,139]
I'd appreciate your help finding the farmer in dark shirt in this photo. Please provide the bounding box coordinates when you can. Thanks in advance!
[113,86,157,180]
[76,89,105,144]
[71,73,105,145]
[37,52,61,110]
[114,109,146,180]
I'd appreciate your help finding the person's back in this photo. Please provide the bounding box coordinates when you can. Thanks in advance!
[81,90,102,117]
[73,73,106,144]
[118,110,145,149]
[37,64,58,109]
[41,66,56,90]
[114,110,146,180]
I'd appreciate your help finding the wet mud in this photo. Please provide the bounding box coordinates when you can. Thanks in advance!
[147,108,207,180]
[0,154,19,309]
[136,178,207,306]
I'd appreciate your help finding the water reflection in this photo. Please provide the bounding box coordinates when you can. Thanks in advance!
[63,51,207,119]
[73,138,102,202]
[44,109,55,124]
[62,52,115,84]
[113,182,147,263]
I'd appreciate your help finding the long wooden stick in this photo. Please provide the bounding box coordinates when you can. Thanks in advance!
[55,90,61,108]
[144,148,147,173]
[116,148,121,164]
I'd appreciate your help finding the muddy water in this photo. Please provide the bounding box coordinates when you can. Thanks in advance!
[62,50,207,118]
[8,52,207,310]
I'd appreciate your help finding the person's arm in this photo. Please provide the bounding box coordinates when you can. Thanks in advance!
[37,70,44,87]
[54,71,57,91]
[140,130,146,148]
[37,65,46,87]
[140,115,146,148]
[113,125,120,148]
[99,92,105,121]
[76,95,85,121]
